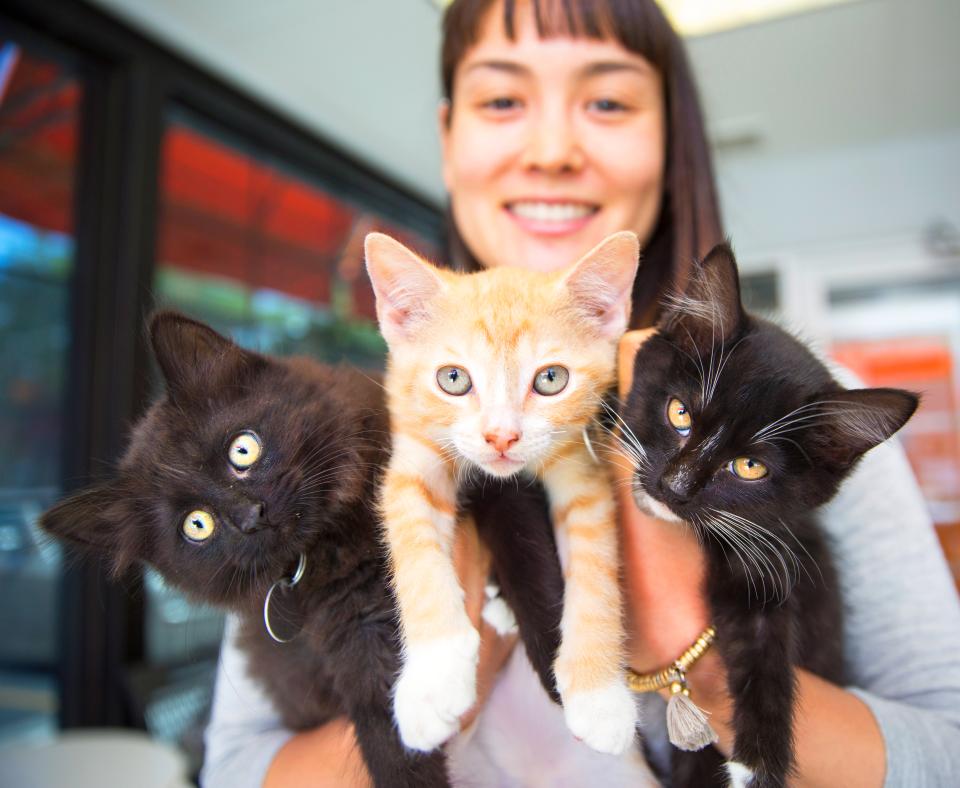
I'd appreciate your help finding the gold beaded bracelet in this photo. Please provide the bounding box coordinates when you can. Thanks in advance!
[626,625,716,692]
[626,625,719,751]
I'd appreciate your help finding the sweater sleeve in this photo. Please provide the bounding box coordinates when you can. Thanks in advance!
[200,616,294,788]
[823,438,960,788]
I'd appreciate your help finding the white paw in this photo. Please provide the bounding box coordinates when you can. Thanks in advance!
[393,628,481,751]
[562,681,638,755]
[481,595,518,636]
[726,760,754,788]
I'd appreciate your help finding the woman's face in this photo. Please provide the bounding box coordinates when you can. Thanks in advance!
[440,2,665,272]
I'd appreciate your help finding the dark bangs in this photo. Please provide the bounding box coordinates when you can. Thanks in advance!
[442,0,673,101]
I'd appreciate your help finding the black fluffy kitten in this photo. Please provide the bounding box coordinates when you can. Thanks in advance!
[618,245,917,788]
[43,312,456,786]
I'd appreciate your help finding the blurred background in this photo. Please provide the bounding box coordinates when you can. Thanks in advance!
[0,0,957,781]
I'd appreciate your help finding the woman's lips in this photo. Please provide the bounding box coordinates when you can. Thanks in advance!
[505,200,599,236]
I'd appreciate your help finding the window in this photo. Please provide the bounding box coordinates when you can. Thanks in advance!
[0,39,82,742]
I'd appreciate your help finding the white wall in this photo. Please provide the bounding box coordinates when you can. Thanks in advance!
[688,0,960,265]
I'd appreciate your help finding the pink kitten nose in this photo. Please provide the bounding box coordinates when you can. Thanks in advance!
[484,430,520,454]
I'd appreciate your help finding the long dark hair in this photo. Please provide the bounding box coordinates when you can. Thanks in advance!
[440,0,723,326]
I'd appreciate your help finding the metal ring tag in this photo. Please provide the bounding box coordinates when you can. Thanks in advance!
[263,552,307,644]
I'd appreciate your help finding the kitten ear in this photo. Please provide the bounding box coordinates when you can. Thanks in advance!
[149,311,262,402]
[808,388,919,470]
[561,231,640,339]
[364,232,444,345]
[39,483,141,575]
[662,242,744,350]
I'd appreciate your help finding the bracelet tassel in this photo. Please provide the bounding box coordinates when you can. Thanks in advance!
[665,666,718,751]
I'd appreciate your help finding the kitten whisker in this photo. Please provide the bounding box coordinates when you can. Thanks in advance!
[708,508,801,605]
[706,335,748,405]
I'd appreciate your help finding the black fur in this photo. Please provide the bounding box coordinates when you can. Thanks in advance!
[41,313,448,786]
[620,244,918,787]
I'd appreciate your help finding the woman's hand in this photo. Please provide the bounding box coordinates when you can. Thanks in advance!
[612,451,735,746]
[613,330,717,668]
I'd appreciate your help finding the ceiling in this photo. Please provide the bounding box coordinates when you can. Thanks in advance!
[87,0,959,212]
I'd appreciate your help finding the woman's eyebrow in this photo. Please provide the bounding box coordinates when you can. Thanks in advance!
[580,61,652,79]
[462,60,528,77]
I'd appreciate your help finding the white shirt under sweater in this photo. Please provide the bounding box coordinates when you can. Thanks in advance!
[200,439,960,787]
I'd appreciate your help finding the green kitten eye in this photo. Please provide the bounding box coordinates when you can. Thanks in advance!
[730,457,768,481]
[533,365,569,396]
[182,510,216,542]
[667,398,692,436]
[437,366,472,396]
[229,431,262,469]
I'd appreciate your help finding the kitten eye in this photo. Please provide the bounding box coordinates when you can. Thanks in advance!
[229,431,262,469]
[437,366,472,396]
[730,457,768,481]
[533,365,569,396]
[667,398,692,436]
[182,510,216,542]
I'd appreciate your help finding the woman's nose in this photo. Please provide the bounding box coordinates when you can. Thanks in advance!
[520,109,584,174]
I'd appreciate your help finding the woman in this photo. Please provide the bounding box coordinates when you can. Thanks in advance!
[203,1,960,786]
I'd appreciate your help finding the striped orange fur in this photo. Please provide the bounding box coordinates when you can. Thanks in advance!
[365,230,641,754]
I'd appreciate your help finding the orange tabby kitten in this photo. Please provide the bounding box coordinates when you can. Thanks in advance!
[364,231,639,755]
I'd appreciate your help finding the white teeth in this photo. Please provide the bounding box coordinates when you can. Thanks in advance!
[509,202,596,222]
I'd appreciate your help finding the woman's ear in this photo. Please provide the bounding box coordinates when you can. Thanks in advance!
[618,328,658,399]
[438,99,454,192]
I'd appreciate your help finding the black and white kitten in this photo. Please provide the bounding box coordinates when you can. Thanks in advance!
[617,244,918,788]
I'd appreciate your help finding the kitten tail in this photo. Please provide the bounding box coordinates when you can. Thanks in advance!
[666,689,718,752]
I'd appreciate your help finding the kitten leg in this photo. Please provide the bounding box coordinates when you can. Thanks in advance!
[352,702,451,788]
[542,449,638,754]
[671,745,728,788]
[469,480,564,704]
[481,583,518,636]
[382,434,479,751]
[708,578,799,788]
[323,619,452,787]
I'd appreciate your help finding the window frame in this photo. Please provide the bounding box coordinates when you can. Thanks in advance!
[0,0,441,730]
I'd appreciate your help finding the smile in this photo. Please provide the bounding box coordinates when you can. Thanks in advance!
[506,201,598,222]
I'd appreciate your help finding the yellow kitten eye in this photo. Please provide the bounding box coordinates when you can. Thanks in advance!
[437,366,472,396]
[667,398,692,436]
[533,365,569,396]
[730,457,768,480]
[229,431,262,469]
[182,510,216,542]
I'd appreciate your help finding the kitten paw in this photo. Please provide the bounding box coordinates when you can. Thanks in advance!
[562,681,638,754]
[481,592,518,636]
[726,761,754,788]
[394,628,481,751]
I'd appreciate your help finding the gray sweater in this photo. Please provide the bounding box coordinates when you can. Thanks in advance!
[201,439,960,787]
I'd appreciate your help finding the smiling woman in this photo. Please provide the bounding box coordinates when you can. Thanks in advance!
[203,2,960,787]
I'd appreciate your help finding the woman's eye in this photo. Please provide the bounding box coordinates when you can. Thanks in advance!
[730,457,769,481]
[667,397,692,437]
[588,98,627,113]
[182,510,216,542]
[533,365,569,396]
[437,365,472,396]
[482,96,520,112]
[229,431,262,470]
